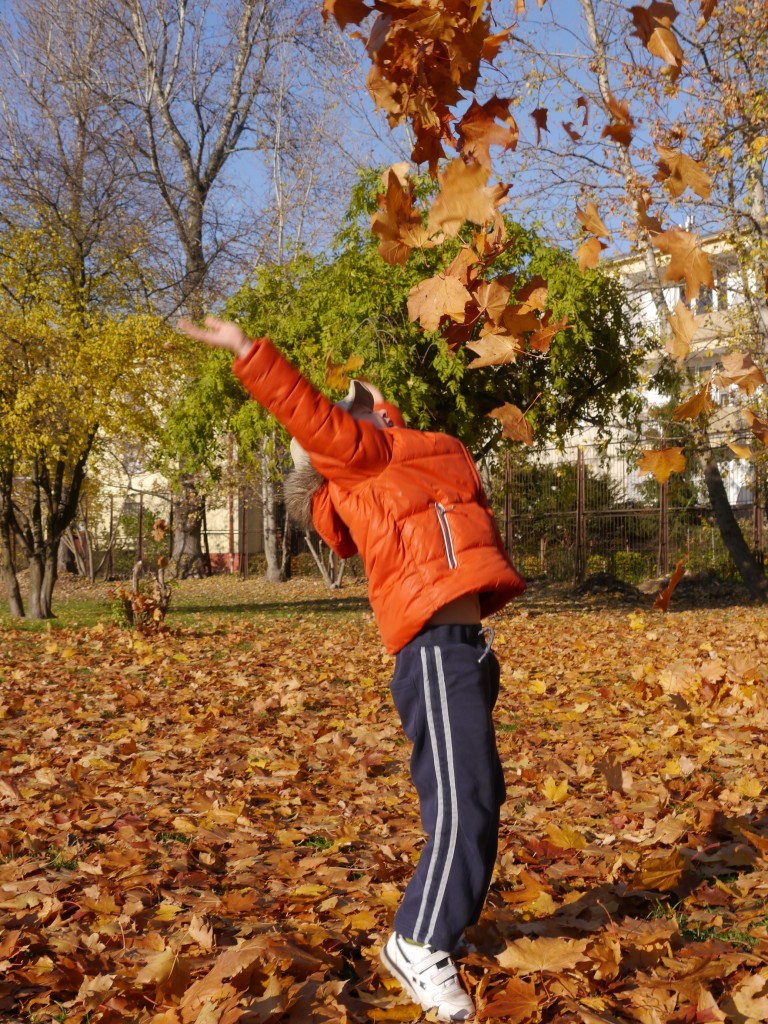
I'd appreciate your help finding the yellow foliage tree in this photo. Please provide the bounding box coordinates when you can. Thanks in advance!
[0,222,174,619]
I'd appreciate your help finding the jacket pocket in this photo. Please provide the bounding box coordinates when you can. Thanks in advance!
[435,502,458,569]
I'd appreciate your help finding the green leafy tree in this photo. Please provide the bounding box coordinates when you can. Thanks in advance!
[169,175,644,582]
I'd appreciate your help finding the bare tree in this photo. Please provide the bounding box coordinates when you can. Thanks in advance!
[0,0,164,618]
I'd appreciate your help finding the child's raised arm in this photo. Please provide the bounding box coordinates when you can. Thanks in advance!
[177,315,252,361]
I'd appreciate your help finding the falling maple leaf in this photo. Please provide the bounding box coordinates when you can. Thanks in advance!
[325,351,365,390]
[601,92,635,147]
[577,236,606,272]
[531,107,548,143]
[716,351,767,395]
[653,556,688,612]
[576,201,611,239]
[321,0,369,30]
[371,167,432,265]
[666,299,697,362]
[745,409,768,445]
[652,227,714,303]
[456,95,519,169]
[487,402,533,443]
[528,314,569,353]
[670,385,714,421]
[637,194,664,234]
[407,273,472,331]
[466,332,524,369]
[637,446,686,484]
[630,3,684,72]
[427,158,499,236]
[727,441,753,459]
[656,145,712,199]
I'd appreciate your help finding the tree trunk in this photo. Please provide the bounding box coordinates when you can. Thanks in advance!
[171,476,206,579]
[261,446,285,582]
[704,455,767,600]
[25,551,57,619]
[0,518,24,618]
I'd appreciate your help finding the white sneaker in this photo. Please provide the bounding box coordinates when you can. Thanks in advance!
[380,932,475,1021]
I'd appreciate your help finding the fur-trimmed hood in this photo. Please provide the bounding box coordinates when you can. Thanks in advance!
[284,462,325,532]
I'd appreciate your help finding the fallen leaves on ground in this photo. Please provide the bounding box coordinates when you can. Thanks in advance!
[1,578,768,1022]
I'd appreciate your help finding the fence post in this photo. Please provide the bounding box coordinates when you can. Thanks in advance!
[657,481,669,577]
[574,447,586,584]
[504,452,512,552]
[754,461,765,570]
[107,495,114,579]
[137,492,144,564]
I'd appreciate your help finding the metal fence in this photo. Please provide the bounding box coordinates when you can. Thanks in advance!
[498,436,765,584]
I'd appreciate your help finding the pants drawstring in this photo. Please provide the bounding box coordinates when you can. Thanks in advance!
[478,626,495,662]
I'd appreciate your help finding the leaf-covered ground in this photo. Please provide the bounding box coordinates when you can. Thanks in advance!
[2,577,768,1023]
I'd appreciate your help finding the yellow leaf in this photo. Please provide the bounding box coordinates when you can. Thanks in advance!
[546,823,587,850]
[542,776,568,804]
[154,903,184,921]
[629,849,687,892]
[736,777,762,798]
[727,442,753,460]
[496,936,588,974]
[292,884,329,898]
[367,1004,423,1021]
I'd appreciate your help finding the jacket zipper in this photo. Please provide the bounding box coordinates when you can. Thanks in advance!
[435,502,458,569]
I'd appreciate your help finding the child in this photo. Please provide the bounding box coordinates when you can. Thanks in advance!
[178,315,526,1021]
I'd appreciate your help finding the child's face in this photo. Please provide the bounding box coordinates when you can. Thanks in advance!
[350,407,393,429]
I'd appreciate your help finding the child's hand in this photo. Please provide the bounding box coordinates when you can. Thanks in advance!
[177,315,252,359]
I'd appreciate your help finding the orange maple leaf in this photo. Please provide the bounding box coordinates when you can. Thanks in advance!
[666,300,697,362]
[656,146,712,200]
[638,447,686,484]
[487,403,533,444]
[325,351,365,390]
[371,167,431,265]
[670,385,714,421]
[529,314,569,353]
[637,194,664,234]
[321,0,370,30]
[631,3,683,71]
[531,107,548,144]
[745,409,768,446]
[407,273,472,331]
[427,158,499,237]
[473,278,513,322]
[496,936,589,974]
[480,977,543,1023]
[466,335,524,369]
[716,352,767,395]
[456,95,518,169]
[576,201,611,239]
[602,93,635,147]
[652,227,714,303]
[653,556,688,612]
[577,236,606,271]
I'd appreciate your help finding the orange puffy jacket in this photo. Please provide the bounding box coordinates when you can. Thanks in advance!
[234,338,526,653]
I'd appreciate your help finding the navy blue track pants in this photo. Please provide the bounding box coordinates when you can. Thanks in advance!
[390,623,506,952]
